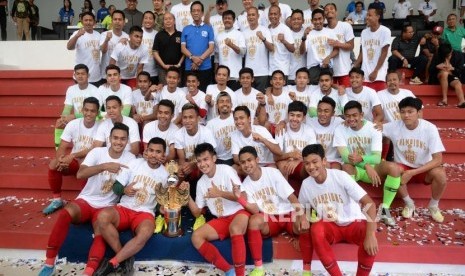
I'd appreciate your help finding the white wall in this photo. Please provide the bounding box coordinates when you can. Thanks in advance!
[1,0,462,39]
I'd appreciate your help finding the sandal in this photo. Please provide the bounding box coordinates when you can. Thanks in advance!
[457,102,465,108]
[437,101,448,106]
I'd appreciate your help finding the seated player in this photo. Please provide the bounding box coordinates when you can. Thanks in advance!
[333,101,401,226]
[93,96,141,155]
[99,64,133,117]
[275,101,316,181]
[44,97,101,215]
[93,137,170,275]
[306,96,345,170]
[131,71,156,126]
[235,146,305,276]
[287,67,313,113]
[308,70,348,117]
[231,106,282,171]
[206,92,236,165]
[184,72,208,125]
[38,123,135,276]
[235,67,262,120]
[54,64,99,148]
[382,97,447,223]
[298,144,378,276]
[205,65,236,121]
[188,143,250,276]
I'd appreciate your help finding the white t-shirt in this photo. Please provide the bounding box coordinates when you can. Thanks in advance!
[99,84,133,106]
[153,86,188,122]
[346,87,382,122]
[183,89,208,125]
[196,164,243,217]
[235,87,262,119]
[70,30,101,82]
[305,27,338,67]
[383,119,445,168]
[77,147,136,208]
[264,3,292,26]
[269,23,294,75]
[132,89,155,117]
[243,25,272,77]
[303,9,314,29]
[393,1,413,19]
[174,125,217,161]
[275,124,317,153]
[64,84,100,115]
[236,9,267,32]
[377,88,416,123]
[100,30,130,79]
[117,159,169,215]
[111,43,149,80]
[215,29,246,79]
[329,21,355,77]
[142,28,158,77]
[360,25,391,82]
[307,117,344,163]
[289,28,306,81]
[299,169,367,226]
[205,84,236,121]
[265,89,292,124]
[243,167,295,215]
[333,120,382,157]
[309,87,349,116]
[418,1,437,22]
[142,120,179,157]
[95,116,141,152]
[206,115,236,160]
[61,118,100,155]
[170,2,193,32]
[231,125,277,165]
[287,85,313,110]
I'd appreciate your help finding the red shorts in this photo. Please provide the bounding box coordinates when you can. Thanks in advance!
[263,212,295,237]
[116,205,154,232]
[397,163,429,184]
[122,78,137,89]
[208,209,251,240]
[363,81,386,92]
[73,198,103,223]
[333,75,350,87]
[313,220,367,245]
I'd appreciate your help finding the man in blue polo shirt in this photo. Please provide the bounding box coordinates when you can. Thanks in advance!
[181,0,215,92]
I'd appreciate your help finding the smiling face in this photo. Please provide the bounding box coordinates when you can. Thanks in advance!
[288,110,304,131]
[247,7,259,27]
[106,69,121,86]
[366,8,379,28]
[317,102,334,126]
[137,74,151,93]
[143,12,155,29]
[191,3,203,23]
[129,30,143,48]
[344,107,364,130]
[146,142,165,168]
[109,128,128,153]
[239,151,259,177]
[74,68,89,85]
[82,14,95,32]
[303,153,327,181]
[311,12,324,31]
[386,72,400,93]
[400,106,420,128]
[290,12,303,31]
[82,102,99,125]
[186,75,200,93]
[239,72,253,89]
[106,99,123,120]
[196,150,216,176]
[349,72,364,90]
[112,12,125,31]
[319,74,333,93]
[181,108,199,133]
[157,104,174,127]
[223,14,234,30]
[268,6,280,26]
[233,110,251,132]
[217,95,232,116]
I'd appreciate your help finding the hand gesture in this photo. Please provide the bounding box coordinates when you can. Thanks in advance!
[232,180,241,200]
[105,31,112,41]
[327,38,338,47]
[277,33,285,43]
[205,94,213,105]
[77,28,86,37]
[348,152,362,164]
[256,31,264,41]
[179,181,190,191]
[205,181,222,198]
[304,26,312,36]
[365,165,381,187]
[251,132,264,142]
[256,92,266,105]
[103,162,128,173]
[225,38,233,47]
[186,92,195,104]
[124,181,139,197]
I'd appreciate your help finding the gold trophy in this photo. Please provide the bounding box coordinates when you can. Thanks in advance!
[155,161,189,237]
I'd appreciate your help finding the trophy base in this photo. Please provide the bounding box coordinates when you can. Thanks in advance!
[163,229,184,238]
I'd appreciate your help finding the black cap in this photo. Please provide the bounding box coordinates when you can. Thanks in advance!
[216,0,227,4]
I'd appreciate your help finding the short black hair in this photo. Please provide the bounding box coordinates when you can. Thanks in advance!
[291,9,304,18]
[239,67,254,78]
[83,96,100,110]
[167,66,180,76]
[74,63,89,73]
[344,100,363,114]
[312,8,324,19]
[318,96,336,111]
[191,0,204,12]
[129,25,143,35]
[398,96,422,111]
[137,71,151,80]
[143,11,155,20]
[233,105,251,118]
[271,70,285,79]
[81,11,95,20]
[158,99,175,114]
[222,10,236,20]
[148,137,166,151]
[112,10,125,20]
[194,142,216,157]
[105,95,122,105]
[288,100,307,115]
[216,65,230,77]
[368,7,382,17]
[319,69,333,79]
[386,69,400,81]
[182,102,200,116]
[185,71,199,80]
[238,146,258,158]
[302,144,325,159]
[349,67,364,77]
[295,67,309,78]
[106,64,120,74]
[110,122,129,137]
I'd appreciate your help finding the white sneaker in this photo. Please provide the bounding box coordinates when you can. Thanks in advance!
[401,204,415,219]
[379,207,396,226]
[428,206,444,223]
[409,77,423,85]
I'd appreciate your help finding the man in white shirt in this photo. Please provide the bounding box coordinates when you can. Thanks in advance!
[308,70,348,117]
[207,92,236,165]
[170,0,192,31]
[188,143,249,276]
[300,9,339,85]
[418,0,437,28]
[353,7,391,92]
[303,0,324,28]
[92,137,169,275]
[184,72,208,125]
[268,5,295,78]
[99,10,129,84]
[44,97,101,215]
[38,123,135,276]
[235,67,262,120]
[382,97,447,223]
[131,71,156,125]
[204,0,234,36]
[93,96,141,155]
[236,0,266,31]
[236,146,305,276]
[99,64,133,116]
[67,12,101,86]
[288,10,306,85]
[298,143,378,276]
[205,65,236,121]
[263,0,291,26]
[243,6,274,92]
[110,25,149,89]
[215,10,246,90]
[392,0,413,20]
[334,100,401,226]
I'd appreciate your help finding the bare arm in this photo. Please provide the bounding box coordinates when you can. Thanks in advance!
[359,194,378,256]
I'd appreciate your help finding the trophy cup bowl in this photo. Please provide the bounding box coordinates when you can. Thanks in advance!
[155,161,189,238]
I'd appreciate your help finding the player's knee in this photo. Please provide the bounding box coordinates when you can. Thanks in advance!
[432,168,447,187]
[386,162,401,177]
[191,230,204,248]
[342,163,355,174]
[229,223,246,236]
[248,214,264,229]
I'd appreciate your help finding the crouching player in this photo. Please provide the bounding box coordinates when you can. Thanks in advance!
[235,146,307,276]
[298,144,378,276]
